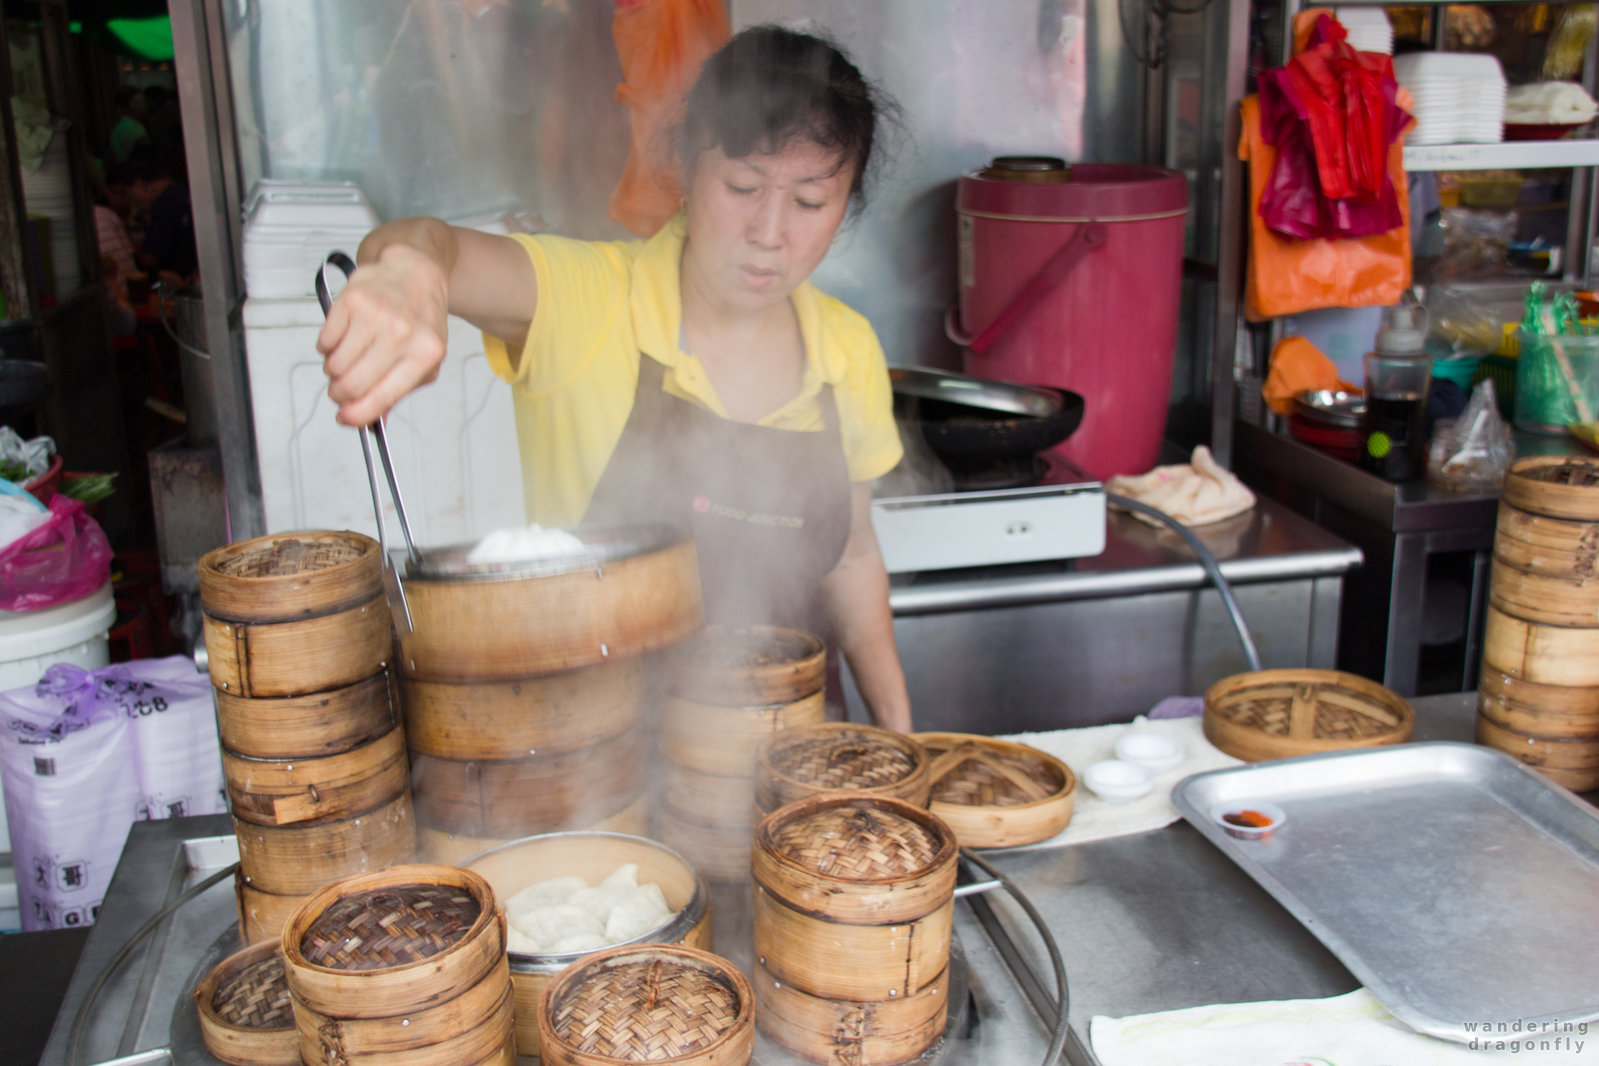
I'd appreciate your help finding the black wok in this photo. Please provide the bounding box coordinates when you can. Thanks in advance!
[890,367,1084,466]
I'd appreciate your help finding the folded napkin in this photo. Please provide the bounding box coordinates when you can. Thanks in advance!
[1092,988,1594,1065]
[997,715,1242,850]
[1105,445,1257,527]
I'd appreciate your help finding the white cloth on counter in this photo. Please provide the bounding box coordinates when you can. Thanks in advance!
[1091,988,1596,1065]
[1105,445,1256,527]
[998,715,1242,850]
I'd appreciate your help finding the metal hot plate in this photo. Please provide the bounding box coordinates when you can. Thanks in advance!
[404,522,687,582]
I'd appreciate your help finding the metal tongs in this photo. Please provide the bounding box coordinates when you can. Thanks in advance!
[315,251,417,636]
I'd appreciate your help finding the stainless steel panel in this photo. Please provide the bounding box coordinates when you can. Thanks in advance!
[1174,743,1599,1043]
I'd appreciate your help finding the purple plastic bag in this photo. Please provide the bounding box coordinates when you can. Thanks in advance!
[0,495,113,611]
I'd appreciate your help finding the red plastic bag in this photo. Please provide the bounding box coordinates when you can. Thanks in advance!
[0,495,112,611]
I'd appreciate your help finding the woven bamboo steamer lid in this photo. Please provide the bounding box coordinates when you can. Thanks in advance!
[415,795,650,865]
[236,873,309,947]
[537,944,754,1066]
[1202,669,1414,762]
[752,958,948,1066]
[1489,501,1599,627]
[193,939,300,1066]
[914,732,1075,848]
[653,798,758,884]
[224,724,408,828]
[292,957,514,1066]
[235,791,416,896]
[754,722,931,815]
[281,864,506,1019]
[1475,713,1599,791]
[204,594,393,699]
[215,670,397,760]
[660,690,826,777]
[752,795,956,1003]
[1478,665,1599,738]
[409,726,646,838]
[467,830,715,1058]
[1502,456,1599,521]
[669,625,826,706]
[199,530,381,624]
[396,524,702,681]
[401,658,645,760]
[1483,603,1599,686]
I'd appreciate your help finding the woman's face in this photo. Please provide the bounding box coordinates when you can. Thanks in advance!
[681,140,854,315]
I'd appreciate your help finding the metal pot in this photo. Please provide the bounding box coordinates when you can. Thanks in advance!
[890,366,1084,467]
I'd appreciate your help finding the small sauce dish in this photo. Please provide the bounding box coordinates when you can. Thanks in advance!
[1082,760,1155,803]
[1113,731,1185,773]
[1209,801,1287,841]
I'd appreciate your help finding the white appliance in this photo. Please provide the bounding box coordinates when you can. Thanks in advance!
[872,481,1106,573]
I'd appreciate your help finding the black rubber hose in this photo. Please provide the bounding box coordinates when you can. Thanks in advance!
[1104,491,1263,672]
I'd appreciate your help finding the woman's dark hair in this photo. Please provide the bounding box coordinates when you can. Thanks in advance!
[679,26,894,212]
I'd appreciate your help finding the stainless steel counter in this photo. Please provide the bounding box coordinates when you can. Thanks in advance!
[865,493,1362,732]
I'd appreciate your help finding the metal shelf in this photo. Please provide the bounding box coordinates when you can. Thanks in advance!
[1403,139,1599,171]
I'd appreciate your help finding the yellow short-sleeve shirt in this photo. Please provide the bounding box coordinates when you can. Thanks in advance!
[482,216,904,527]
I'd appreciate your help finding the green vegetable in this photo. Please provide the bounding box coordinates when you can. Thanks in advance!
[0,458,30,482]
[60,473,116,505]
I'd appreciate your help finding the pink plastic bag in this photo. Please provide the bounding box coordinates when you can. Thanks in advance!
[0,495,113,611]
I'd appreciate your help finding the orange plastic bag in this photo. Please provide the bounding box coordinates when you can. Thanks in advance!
[610,0,731,237]
[1261,335,1361,415]
[1240,93,1412,321]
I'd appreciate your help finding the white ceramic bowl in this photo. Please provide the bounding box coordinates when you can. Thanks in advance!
[1081,760,1154,804]
[1113,732,1185,773]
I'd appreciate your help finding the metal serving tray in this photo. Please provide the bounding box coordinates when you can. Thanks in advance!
[1173,742,1599,1044]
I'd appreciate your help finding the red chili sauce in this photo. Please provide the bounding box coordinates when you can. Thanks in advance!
[1222,809,1274,828]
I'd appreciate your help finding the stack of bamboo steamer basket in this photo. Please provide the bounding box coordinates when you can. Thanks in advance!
[400,525,703,863]
[199,532,416,946]
[752,795,958,1065]
[1480,456,1599,790]
[281,864,514,1066]
[656,626,827,882]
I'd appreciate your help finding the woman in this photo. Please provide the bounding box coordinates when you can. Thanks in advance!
[318,26,912,731]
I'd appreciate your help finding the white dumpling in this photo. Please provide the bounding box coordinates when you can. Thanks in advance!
[505,876,587,916]
[509,903,604,951]
[598,863,639,893]
[506,927,541,954]
[605,882,673,942]
[551,930,609,953]
[568,885,625,924]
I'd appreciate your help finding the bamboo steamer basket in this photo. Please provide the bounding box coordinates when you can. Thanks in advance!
[205,595,393,699]
[401,658,645,759]
[409,726,646,838]
[537,944,754,1066]
[215,670,398,760]
[236,875,309,947]
[395,524,702,681]
[670,625,827,706]
[1489,501,1599,627]
[415,795,650,865]
[281,865,507,1019]
[654,799,759,884]
[1203,669,1414,762]
[1475,713,1599,791]
[1501,456,1599,522]
[1483,604,1599,687]
[753,959,948,1066]
[915,732,1075,848]
[661,691,826,777]
[754,723,931,815]
[468,830,714,1058]
[1478,665,1599,738]
[199,530,382,623]
[662,760,758,817]
[224,724,408,827]
[235,791,416,896]
[193,939,300,1066]
[752,795,957,1003]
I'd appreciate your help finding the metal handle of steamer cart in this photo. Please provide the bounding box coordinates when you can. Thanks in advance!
[315,250,418,635]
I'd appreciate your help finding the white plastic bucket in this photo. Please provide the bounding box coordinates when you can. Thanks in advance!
[0,580,116,853]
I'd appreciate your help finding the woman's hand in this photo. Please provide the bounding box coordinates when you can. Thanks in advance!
[317,240,451,427]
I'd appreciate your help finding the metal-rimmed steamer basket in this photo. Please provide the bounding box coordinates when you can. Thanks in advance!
[464,830,713,1059]
[392,523,703,681]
